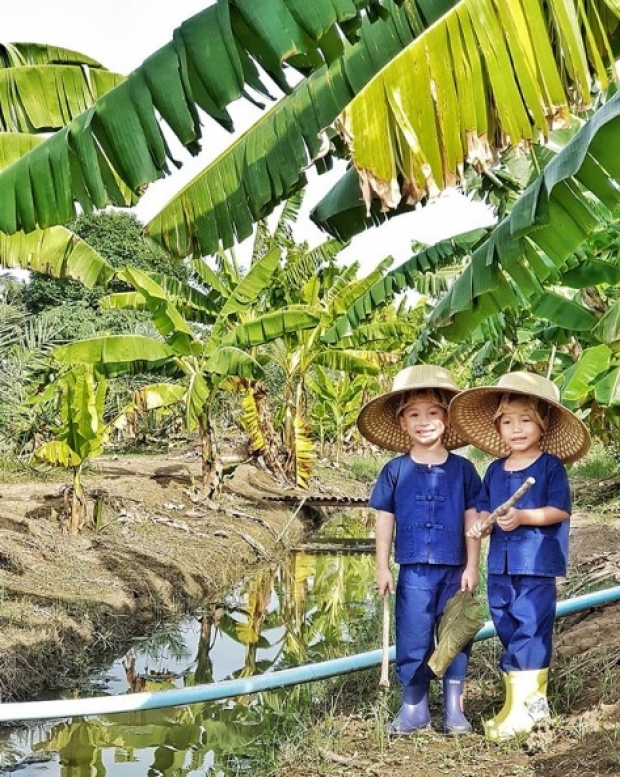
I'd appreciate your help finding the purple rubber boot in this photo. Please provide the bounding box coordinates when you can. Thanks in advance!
[390,684,431,734]
[443,678,472,734]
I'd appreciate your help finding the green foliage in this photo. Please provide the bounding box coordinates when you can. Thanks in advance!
[19,211,186,315]
[570,440,620,479]
[0,303,63,456]
[346,455,391,483]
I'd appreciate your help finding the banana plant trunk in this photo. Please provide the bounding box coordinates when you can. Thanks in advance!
[68,465,87,534]
[253,385,287,480]
[283,381,296,479]
[198,409,222,499]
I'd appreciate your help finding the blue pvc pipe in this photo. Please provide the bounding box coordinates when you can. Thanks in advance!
[0,585,618,723]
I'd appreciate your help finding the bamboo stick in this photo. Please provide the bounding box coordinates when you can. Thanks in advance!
[467,476,536,537]
[379,592,391,688]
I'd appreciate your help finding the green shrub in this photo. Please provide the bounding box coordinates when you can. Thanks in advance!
[346,455,391,483]
[571,440,620,480]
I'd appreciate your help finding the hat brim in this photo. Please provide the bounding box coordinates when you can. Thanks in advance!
[449,387,590,464]
[358,386,468,452]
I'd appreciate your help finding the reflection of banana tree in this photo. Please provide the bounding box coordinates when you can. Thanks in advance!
[217,568,277,679]
[185,606,224,687]
[33,691,302,777]
[54,261,320,497]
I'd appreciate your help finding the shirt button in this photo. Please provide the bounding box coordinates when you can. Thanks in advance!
[427,495,432,500]
[425,523,432,528]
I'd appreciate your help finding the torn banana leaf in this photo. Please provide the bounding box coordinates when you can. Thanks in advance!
[428,591,484,678]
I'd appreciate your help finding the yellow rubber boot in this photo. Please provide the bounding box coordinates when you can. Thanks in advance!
[484,669,550,741]
[485,672,511,731]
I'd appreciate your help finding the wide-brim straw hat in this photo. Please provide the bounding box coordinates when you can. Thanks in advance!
[449,371,591,464]
[357,365,468,452]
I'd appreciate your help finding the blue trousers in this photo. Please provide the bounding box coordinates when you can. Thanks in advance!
[395,563,470,687]
[488,573,556,672]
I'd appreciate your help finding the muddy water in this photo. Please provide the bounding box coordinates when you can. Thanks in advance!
[0,519,377,776]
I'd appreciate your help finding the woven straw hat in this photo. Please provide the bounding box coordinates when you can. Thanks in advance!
[449,371,591,464]
[357,365,467,452]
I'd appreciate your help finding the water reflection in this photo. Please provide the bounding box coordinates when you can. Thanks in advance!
[1,520,377,776]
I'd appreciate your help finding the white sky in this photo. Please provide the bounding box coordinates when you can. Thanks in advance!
[5,0,496,275]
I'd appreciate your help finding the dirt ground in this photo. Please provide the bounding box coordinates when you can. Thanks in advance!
[0,451,618,777]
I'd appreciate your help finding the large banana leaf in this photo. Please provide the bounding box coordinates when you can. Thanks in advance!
[326,92,620,343]
[430,91,620,338]
[0,0,403,235]
[322,229,486,341]
[54,335,176,377]
[0,43,123,132]
[0,132,43,168]
[133,383,186,411]
[0,131,116,287]
[559,344,613,402]
[0,43,105,68]
[116,267,198,356]
[219,247,281,317]
[338,0,616,212]
[222,308,322,348]
[0,228,114,287]
[204,346,264,379]
[531,292,599,332]
[146,1,427,257]
[309,165,415,240]
[594,366,620,405]
[428,591,484,677]
[594,299,620,349]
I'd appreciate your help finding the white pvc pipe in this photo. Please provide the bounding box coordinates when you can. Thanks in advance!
[0,585,618,722]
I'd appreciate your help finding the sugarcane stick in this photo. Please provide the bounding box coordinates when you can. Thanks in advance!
[379,592,391,688]
[467,476,536,538]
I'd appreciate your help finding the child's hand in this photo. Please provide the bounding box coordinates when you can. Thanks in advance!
[460,565,479,593]
[496,508,522,532]
[376,569,394,597]
[467,520,491,539]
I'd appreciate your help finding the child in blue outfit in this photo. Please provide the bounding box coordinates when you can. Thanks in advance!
[449,371,590,740]
[357,365,482,735]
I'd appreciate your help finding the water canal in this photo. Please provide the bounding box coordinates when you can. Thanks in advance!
[0,514,378,776]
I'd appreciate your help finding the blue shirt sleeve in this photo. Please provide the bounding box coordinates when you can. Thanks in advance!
[545,457,572,513]
[463,459,482,510]
[476,461,495,513]
[368,458,398,513]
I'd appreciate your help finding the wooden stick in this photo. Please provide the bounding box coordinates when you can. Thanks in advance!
[467,476,535,538]
[379,592,391,688]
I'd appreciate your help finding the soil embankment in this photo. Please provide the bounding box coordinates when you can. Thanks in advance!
[0,452,365,701]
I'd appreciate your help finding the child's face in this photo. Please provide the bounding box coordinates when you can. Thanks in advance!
[399,400,448,447]
[497,399,543,454]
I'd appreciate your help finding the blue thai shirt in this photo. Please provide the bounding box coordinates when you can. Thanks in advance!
[369,453,481,566]
[477,452,572,577]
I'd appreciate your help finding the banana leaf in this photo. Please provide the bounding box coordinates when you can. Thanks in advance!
[427,591,484,678]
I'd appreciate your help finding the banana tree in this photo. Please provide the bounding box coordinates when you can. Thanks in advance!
[34,365,109,533]
[308,367,368,461]
[262,255,422,485]
[54,261,321,498]
[323,99,620,433]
